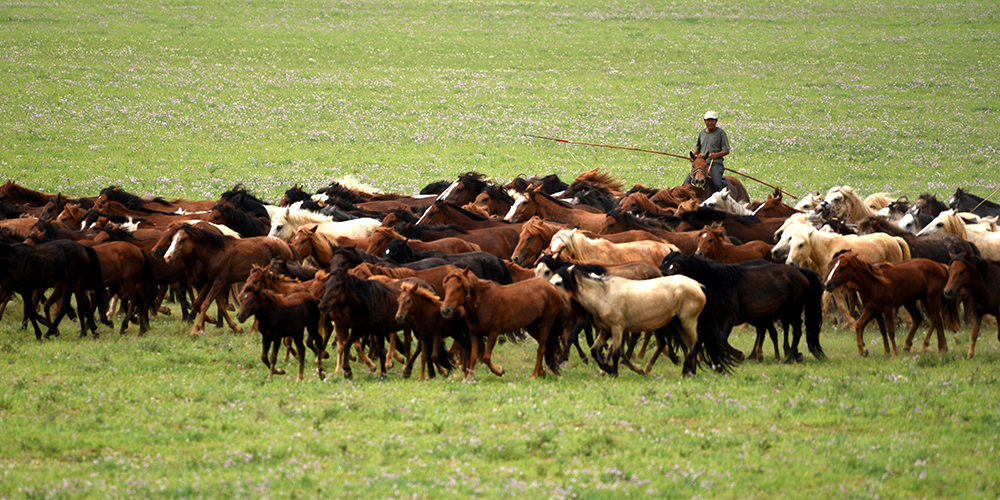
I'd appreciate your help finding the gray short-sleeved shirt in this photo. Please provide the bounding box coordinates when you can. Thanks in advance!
[695,128,731,156]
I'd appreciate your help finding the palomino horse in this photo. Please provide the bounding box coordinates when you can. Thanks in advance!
[159,224,294,335]
[267,206,380,241]
[549,229,679,267]
[551,265,738,376]
[685,152,750,203]
[824,252,959,357]
[822,186,876,224]
[917,210,1000,260]
[695,223,774,263]
[944,252,1000,357]
[439,268,566,380]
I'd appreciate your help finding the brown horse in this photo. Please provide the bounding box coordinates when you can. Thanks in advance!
[158,224,294,335]
[823,252,959,357]
[618,192,674,215]
[695,223,774,263]
[394,280,470,380]
[365,226,481,257]
[510,217,569,266]
[439,268,566,380]
[469,184,516,217]
[944,253,1000,357]
[751,187,801,218]
[649,184,701,209]
[685,152,750,203]
[237,285,325,382]
[505,189,607,232]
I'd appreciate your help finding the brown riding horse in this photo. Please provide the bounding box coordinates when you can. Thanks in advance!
[685,152,750,203]
[439,268,566,380]
[823,252,959,357]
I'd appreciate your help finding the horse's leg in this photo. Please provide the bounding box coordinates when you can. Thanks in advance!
[282,337,296,362]
[874,310,896,357]
[216,295,243,334]
[354,339,377,371]
[341,331,361,380]
[833,289,857,325]
[403,336,422,379]
[901,302,924,352]
[637,331,654,359]
[853,309,877,357]
[480,331,506,377]
[189,282,217,334]
[787,319,805,363]
[22,292,45,340]
[268,337,283,380]
[922,297,948,353]
[45,286,76,339]
[293,334,307,382]
[643,328,668,374]
[966,315,983,357]
[464,335,481,381]
[589,329,613,374]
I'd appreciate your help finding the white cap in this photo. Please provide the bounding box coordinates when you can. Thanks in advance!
[704,110,719,120]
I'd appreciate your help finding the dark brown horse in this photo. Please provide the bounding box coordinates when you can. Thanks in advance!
[944,253,1000,357]
[751,187,801,218]
[824,252,959,357]
[237,285,325,382]
[394,280,468,380]
[505,189,606,232]
[366,226,482,257]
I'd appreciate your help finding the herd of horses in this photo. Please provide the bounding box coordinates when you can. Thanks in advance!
[1,156,998,382]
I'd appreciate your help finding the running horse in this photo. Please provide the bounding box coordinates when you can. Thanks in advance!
[944,252,1000,357]
[685,152,750,203]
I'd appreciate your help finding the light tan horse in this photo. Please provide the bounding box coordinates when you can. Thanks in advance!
[267,206,380,241]
[917,209,1000,260]
[549,229,679,267]
[824,186,876,224]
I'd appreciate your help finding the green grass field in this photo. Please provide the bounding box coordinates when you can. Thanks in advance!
[2,0,1000,498]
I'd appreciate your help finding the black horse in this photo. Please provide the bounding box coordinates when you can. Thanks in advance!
[660,252,824,363]
[949,188,1000,217]
[383,239,513,284]
[0,240,110,339]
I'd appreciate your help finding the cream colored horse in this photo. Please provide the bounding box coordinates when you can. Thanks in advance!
[267,206,380,241]
[917,210,1000,260]
[824,186,876,224]
[549,229,679,267]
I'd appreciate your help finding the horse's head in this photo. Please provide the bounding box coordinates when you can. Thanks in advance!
[504,192,534,222]
[916,210,957,237]
[288,227,313,258]
[206,202,229,226]
[440,269,474,319]
[511,217,548,266]
[395,280,438,324]
[694,224,725,258]
[823,250,858,291]
[943,254,974,300]
[267,208,290,240]
[365,227,398,256]
[318,268,350,313]
[688,152,711,189]
[162,227,193,264]
[781,225,815,268]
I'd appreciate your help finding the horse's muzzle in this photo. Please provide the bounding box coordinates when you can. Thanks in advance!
[822,279,837,292]
[395,312,408,324]
[943,288,956,300]
[440,305,455,319]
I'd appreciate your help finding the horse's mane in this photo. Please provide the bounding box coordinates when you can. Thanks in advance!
[394,221,468,239]
[460,203,493,218]
[0,227,28,244]
[509,173,569,195]
[661,252,744,292]
[433,200,494,222]
[841,252,890,287]
[294,227,334,264]
[569,183,618,213]
[317,182,370,203]
[280,185,312,206]
[330,245,380,268]
[280,207,334,226]
[863,192,893,211]
[180,223,231,249]
[456,171,490,194]
[625,183,659,197]
[400,279,441,302]
[680,207,761,226]
[565,168,624,196]
[269,258,318,281]
[651,184,699,208]
[0,180,54,206]
[213,202,269,237]
[385,238,448,263]
[353,262,416,279]
[481,183,515,205]
[0,201,26,219]
[100,185,172,210]
[220,184,271,220]
[620,192,658,212]
[529,189,576,210]
[826,186,875,222]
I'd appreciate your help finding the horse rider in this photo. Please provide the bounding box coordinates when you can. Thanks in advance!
[685,110,730,191]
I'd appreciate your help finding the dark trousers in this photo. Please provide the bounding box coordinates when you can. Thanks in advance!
[684,163,727,191]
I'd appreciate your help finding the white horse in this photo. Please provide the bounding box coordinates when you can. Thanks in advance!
[700,188,753,216]
[267,206,380,241]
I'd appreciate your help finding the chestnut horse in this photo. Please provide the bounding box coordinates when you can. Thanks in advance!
[944,252,1000,357]
[505,189,607,232]
[394,280,468,380]
[439,268,566,380]
[365,226,481,257]
[824,252,959,357]
[695,223,774,263]
[685,152,750,203]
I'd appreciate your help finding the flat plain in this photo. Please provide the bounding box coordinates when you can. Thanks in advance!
[1,0,999,498]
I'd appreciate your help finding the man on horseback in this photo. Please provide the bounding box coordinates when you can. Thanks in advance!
[685,110,730,192]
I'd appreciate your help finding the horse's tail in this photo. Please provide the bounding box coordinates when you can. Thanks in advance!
[82,245,111,322]
[695,310,742,375]
[140,253,159,312]
[939,264,962,332]
[496,259,514,285]
[894,236,912,261]
[545,309,566,375]
[801,267,826,359]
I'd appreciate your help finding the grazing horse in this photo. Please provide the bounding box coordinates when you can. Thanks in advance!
[917,210,1000,260]
[0,240,109,339]
[944,252,1000,357]
[505,189,607,232]
[824,252,959,357]
[551,265,738,376]
[822,186,876,224]
[160,224,294,335]
[695,224,774,263]
[440,268,565,380]
[949,188,1000,217]
[661,252,824,363]
[700,188,753,216]
[685,152,750,203]
[549,229,679,267]
[267,206,380,241]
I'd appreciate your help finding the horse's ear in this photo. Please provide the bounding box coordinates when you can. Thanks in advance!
[689,151,696,161]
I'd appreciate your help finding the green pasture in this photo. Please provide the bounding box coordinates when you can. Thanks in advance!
[2,0,1000,498]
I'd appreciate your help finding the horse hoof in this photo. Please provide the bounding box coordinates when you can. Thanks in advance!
[274,368,286,375]
[234,326,244,334]
[343,371,353,380]
[860,350,869,358]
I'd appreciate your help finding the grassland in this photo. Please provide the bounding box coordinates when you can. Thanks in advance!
[2,0,1000,498]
